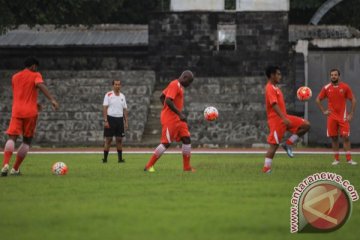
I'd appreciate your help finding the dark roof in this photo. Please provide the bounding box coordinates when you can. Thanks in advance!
[289,25,360,42]
[0,24,148,47]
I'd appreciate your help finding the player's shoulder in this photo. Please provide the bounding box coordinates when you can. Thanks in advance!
[169,79,180,87]
[120,92,126,98]
[324,83,332,90]
[105,91,114,97]
[340,82,351,89]
[265,82,278,92]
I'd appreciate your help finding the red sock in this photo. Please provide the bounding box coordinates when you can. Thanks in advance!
[334,152,340,161]
[2,139,15,166]
[145,144,166,169]
[346,152,352,161]
[13,143,29,171]
[145,154,159,169]
[182,144,191,170]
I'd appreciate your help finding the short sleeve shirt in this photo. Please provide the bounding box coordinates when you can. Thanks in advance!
[161,79,184,124]
[11,69,44,118]
[103,91,127,117]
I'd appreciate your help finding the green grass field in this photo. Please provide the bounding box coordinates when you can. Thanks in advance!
[0,153,359,240]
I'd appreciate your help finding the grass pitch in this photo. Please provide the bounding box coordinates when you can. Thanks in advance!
[0,153,359,240]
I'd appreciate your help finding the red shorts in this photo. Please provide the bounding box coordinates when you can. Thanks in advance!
[267,115,305,145]
[161,120,190,144]
[6,116,38,137]
[327,117,350,137]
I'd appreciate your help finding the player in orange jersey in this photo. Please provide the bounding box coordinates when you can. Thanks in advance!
[144,70,194,172]
[1,57,59,176]
[263,66,311,173]
[316,69,357,165]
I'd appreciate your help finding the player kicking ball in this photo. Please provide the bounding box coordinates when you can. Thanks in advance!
[262,66,311,173]
[144,70,195,172]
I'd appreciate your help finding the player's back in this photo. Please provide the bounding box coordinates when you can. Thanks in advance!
[11,69,43,118]
[161,79,184,124]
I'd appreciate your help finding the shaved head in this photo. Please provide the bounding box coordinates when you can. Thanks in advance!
[179,70,194,88]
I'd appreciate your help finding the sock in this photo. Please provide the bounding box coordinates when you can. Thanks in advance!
[3,139,15,166]
[264,158,272,168]
[346,151,352,161]
[286,134,299,145]
[145,144,167,169]
[182,144,191,170]
[334,152,340,161]
[103,151,109,161]
[117,150,123,161]
[13,143,30,171]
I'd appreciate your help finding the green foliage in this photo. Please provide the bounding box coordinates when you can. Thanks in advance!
[0,153,359,240]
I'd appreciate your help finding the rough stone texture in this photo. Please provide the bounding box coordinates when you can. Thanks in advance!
[185,76,294,147]
[0,70,155,146]
[149,11,289,82]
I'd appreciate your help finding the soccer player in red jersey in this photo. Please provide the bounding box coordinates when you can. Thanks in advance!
[316,69,357,165]
[1,57,59,176]
[144,70,194,172]
[263,66,311,173]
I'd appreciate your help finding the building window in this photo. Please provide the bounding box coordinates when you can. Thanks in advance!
[217,24,236,51]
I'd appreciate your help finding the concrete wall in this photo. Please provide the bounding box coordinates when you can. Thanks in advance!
[0,70,155,147]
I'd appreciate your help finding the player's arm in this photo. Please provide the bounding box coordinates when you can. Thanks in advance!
[124,108,129,130]
[160,93,165,105]
[36,83,59,111]
[103,105,110,128]
[272,103,290,126]
[315,96,331,116]
[347,95,356,122]
[165,97,186,122]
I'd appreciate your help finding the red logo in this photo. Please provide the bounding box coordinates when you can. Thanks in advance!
[300,182,351,232]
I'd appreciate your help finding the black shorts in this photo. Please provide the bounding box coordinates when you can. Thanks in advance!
[104,116,125,137]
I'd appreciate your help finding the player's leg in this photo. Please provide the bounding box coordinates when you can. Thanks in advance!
[178,122,194,172]
[263,122,284,173]
[11,116,37,175]
[144,125,171,171]
[181,136,194,172]
[1,135,18,176]
[103,116,115,163]
[282,116,310,158]
[103,137,112,163]
[11,136,32,175]
[340,122,357,165]
[263,144,279,173]
[115,137,125,163]
[327,117,340,165]
[115,117,125,163]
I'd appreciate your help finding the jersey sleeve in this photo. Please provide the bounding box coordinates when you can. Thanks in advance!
[317,87,327,100]
[165,81,179,100]
[103,94,109,106]
[34,72,44,85]
[266,86,278,106]
[345,85,354,100]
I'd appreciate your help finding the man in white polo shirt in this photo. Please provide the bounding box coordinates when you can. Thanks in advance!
[102,79,128,163]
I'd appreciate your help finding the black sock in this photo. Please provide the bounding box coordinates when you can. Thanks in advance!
[117,150,122,161]
[103,150,109,160]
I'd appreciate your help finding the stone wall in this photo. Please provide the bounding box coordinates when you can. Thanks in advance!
[149,11,289,81]
[0,70,155,147]
[185,76,294,147]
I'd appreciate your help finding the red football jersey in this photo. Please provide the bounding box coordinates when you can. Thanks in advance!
[11,69,44,118]
[318,82,353,120]
[161,79,184,124]
[265,81,287,120]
